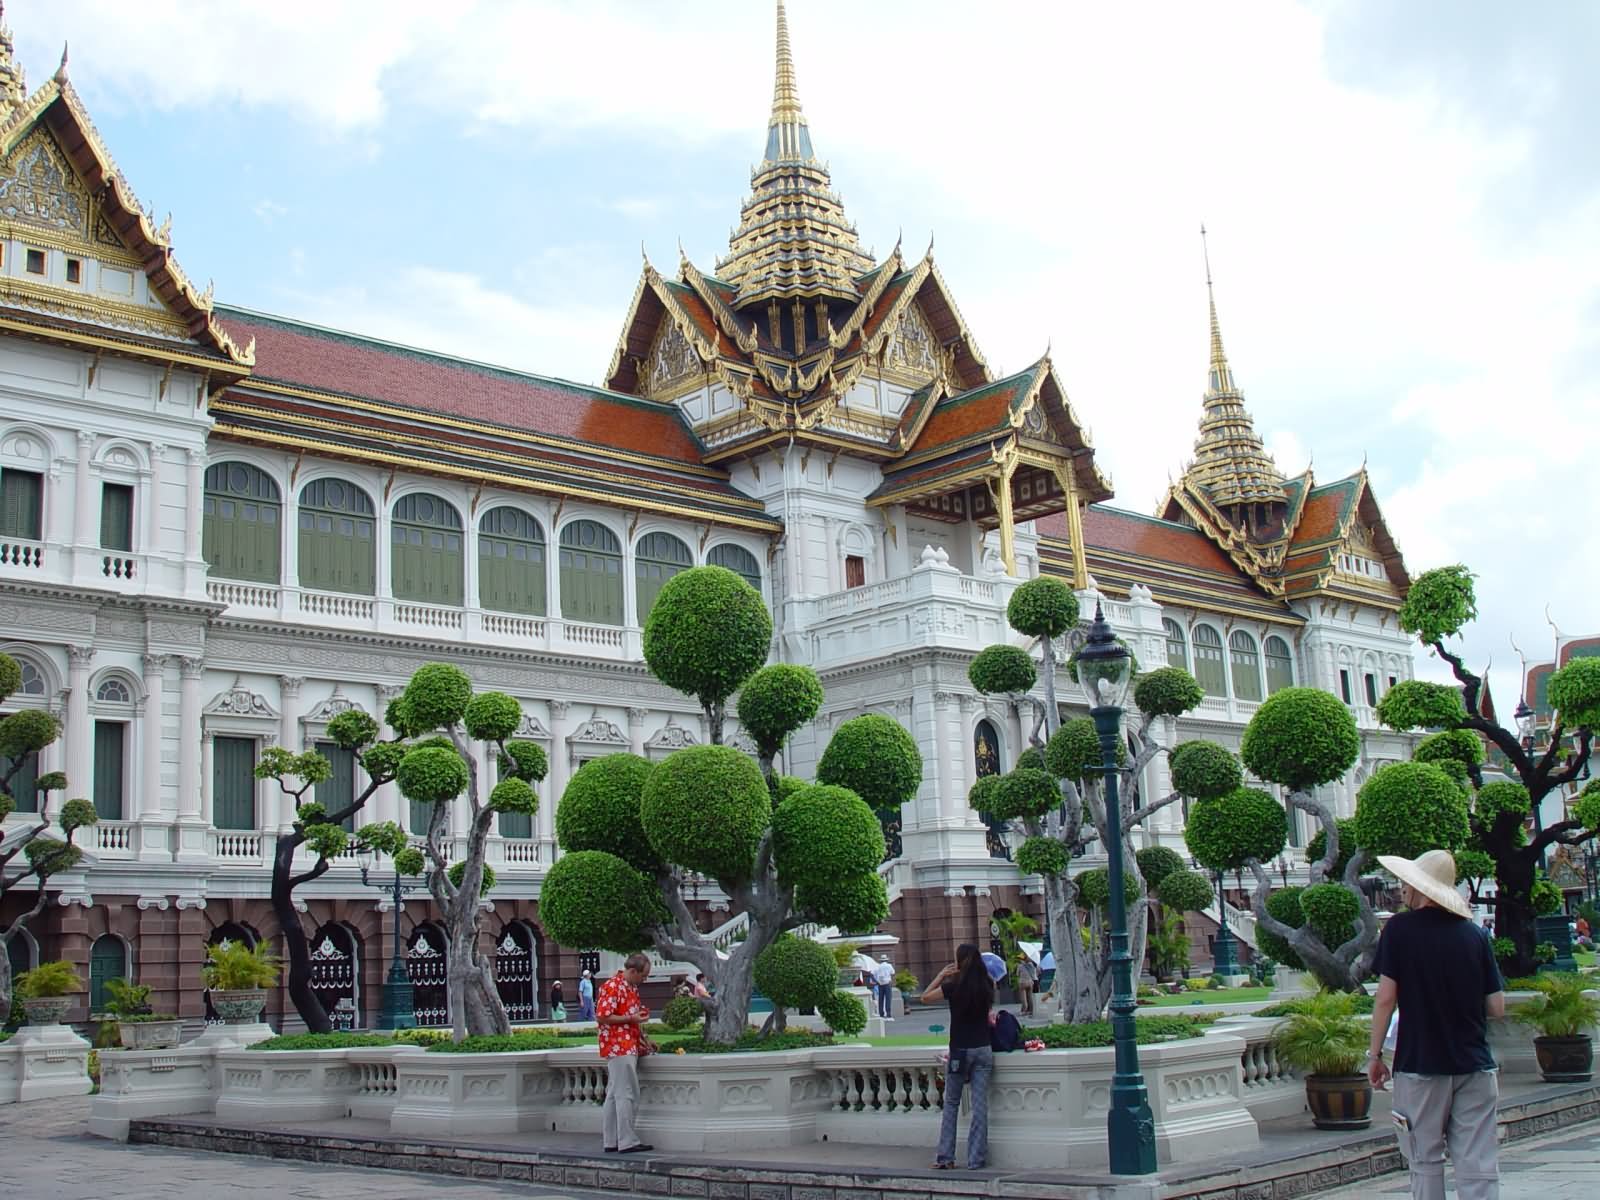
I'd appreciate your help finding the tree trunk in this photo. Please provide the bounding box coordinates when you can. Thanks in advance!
[270,834,332,1032]
[703,946,757,1044]
[0,936,12,1020]
[1043,873,1101,1022]
[1497,850,1537,977]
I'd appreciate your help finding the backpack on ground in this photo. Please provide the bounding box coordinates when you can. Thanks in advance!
[990,1008,1023,1052]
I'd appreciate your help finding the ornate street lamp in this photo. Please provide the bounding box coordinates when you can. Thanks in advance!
[360,846,427,1030]
[1515,699,1545,865]
[1212,867,1240,977]
[1076,602,1156,1175]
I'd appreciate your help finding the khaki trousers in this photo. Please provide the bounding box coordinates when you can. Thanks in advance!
[1392,1069,1499,1200]
[603,1053,641,1151]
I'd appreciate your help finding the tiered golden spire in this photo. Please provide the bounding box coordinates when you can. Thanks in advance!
[1186,227,1286,509]
[716,0,874,311]
[0,4,28,118]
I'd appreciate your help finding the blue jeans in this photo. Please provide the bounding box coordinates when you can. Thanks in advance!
[936,1046,993,1168]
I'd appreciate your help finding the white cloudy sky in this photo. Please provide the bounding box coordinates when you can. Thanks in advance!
[13,0,1596,688]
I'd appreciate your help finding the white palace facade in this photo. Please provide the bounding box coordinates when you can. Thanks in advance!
[0,3,1418,1025]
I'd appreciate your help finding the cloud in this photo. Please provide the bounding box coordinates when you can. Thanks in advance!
[252,199,288,224]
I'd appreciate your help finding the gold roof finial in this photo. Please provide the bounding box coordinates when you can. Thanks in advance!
[0,2,26,116]
[765,0,813,164]
[55,40,69,83]
[1201,223,1233,394]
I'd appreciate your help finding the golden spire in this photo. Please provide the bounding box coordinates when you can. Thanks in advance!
[765,0,813,163]
[0,3,27,118]
[1186,226,1286,510]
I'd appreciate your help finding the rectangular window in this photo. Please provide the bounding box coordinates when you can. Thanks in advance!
[844,555,865,588]
[0,469,43,540]
[410,797,438,838]
[24,248,44,275]
[0,750,39,813]
[65,258,82,285]
[1364,673,1378,707]
[1388,675,1398,691]
[213,735,257,830]
[495,759,533,838]
[1286,801,1303,848]
[314,740,357,831]
[1339,670,1353,705]
[93,721,126,820]
[100,483,134,551]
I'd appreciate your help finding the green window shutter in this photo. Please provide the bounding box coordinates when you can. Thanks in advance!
[635,533,691,623]
[410,797,436,837]
[203,464,281,583]
[1264,637,1294,695]
[213,736,256,830]
[0,750,39,813]
[298,481,376,595]
[478,508,546,616]
[314,741,358,831]
[499,809,532,838]
[88,935,127,1012]
[92,721,125,819]
[0,469,43,540]
[558,522,622,625]
[1192,628,1226,697]
[100,483,134,551]
[391,494,462,605]
[707,543,761,593]
[1230,634,1263,703]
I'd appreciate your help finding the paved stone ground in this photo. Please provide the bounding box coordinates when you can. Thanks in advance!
[1310,1123,1600,1200]
[0,1097,610,1200]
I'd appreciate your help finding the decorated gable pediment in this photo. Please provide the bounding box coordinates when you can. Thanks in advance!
[568,711,626,747]
[882,301,939,382]
[644,318,702,399]
[204,683,277,720]
[644,717,698,755]
[0,126,89,236]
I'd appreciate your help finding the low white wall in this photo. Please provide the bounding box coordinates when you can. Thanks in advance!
[0,1024,92,1104]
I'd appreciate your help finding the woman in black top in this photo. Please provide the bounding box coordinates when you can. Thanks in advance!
[549,979,565,1021]
[920,942,995,1169]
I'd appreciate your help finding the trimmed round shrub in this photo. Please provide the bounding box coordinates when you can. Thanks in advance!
[1015,747,1049,774]
[641,745,770,881]
[771,784,885,888]
[396,744,470,806]
[1375,681,1466,733]
[33,770,65,794]
[1185,787,1287,871]
[1398,564,1477,645]
[968,644,1037,696]
[1007,577,1079,638]
[1574,783,1600,832]
[1299,882,1359,948]
[303,822,349,860]
[295,800,328,825]
[1353,760,1471,859]
[556,753,659,873]
[968,774,1003,814]
[1454,847,1495,884]
[1414,728,1484,770]
[326,709,380,750]
[447,860,496,896]
[1077,865,1140,910]
[57,797,98,833]
[404,663,473,729]
[0,709,59,759]
[393,846,426,876]
[1474,780,1530,826]
[1241,688,1360,791]
[498,740,549,783]
[1134,667,1204,718]
[1136,846,1186,892]
[736,664,824,754]
[753,935,836,1012]
[540,850,660,953]
[1548,657,1600,730]
[981,768,1060,821]
[362,742,407,781]
[0,653,21,700]
[356,820,407,857]
[1169,740,1242,802]
[463,691,522,742]
[774,774,809,805]
[817,989,869,1037]
[663,995,702,1031]
[1017,835,1068,878]
[25,836,81,877]
[1257,886,1307,970]
[642,566,772,707]
[1156,868,1215,914]
[0,793,13,821]
[817,715,922,811]
[1531,877,1563,916]
[795,873,888,933]
[489,777,538,815]
[1045,717,1123,782]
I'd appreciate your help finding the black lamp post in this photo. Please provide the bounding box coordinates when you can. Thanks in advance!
[1212,867,1240,977]
[360,851,427,1030]
[1077,601,1156,1175]
[1515,699,1544,867]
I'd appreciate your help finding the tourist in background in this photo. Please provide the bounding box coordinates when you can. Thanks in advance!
[596,952,654,1154]
[873,955,896,1019]
[549,978,566,1022]
[921,943,995,1170]
[578,969,596,1021]
[1015,954,1037,1017]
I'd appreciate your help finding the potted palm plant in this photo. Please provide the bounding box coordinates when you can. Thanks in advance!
[1510,972,1600,1082]
[1271,990,1372,1130]
[201,941,282,1024]
[103,979,184,1050]
[15,960,85,1026]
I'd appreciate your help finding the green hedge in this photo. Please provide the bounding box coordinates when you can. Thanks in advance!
[426,1032,571,1054]
[1034,1015,1213,1047]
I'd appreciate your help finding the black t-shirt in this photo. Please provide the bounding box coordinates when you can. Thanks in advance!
[1373,907,1505,1075]
[941,979,994,1050]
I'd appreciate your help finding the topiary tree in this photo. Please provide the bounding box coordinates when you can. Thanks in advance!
[752,933,836,1032]
[1384,564,1598,975]
[541,566,919,1044]
[967,592,1210,1021]
[0,653,82,1018]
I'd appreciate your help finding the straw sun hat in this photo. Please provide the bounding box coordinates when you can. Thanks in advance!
[1376,849,1473,919]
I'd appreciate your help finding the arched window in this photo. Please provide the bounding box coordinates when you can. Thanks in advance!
[975,718,1007,861]
[708,543,762,593]
[298,480,375,595]
[2,658,50,814]
[1264,635,1294,695]
[1163,619,1188,670]
[88,934,129,1012]
[391,493,463,606]
[635,532,692,622]
[558,521,623,626]
[1230,631,1263,702]
[203,463,281,583]
[14,657,46,697]
[478,507,546,616]
[1192,625,1226,697]
[95,678,131,703]
[407,923,449,1027]
[309,923,362,1030]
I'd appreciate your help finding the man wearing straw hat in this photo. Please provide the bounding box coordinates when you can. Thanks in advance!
[1368,849,1506,1200]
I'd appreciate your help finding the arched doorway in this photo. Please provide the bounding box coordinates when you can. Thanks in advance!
[494,921,540,1023]
[89,934,130,1013]
[202,922,261,1022]
[975,719,1009,859]
[407,923,449,1027]
[4,927,38,1026]
[308,923,362,1030]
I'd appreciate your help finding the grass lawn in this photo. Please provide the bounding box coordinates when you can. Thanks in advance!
[1143,986,1271,1007]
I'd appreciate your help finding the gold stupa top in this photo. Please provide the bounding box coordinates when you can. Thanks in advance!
[1185,236,1285,508]
[0,5,27,118]
[716,0,875,308]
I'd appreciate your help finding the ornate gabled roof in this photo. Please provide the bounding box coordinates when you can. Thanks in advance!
[0,7,25,117]
[1278,469,1410,604]
[714,1,874,306]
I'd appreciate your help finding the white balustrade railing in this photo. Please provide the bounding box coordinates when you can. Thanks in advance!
[207,579,279,609]
[394,602,463,632]
[821,1057,945,1115]
[501,839,541,865]
[561,620,624,649]
[301,590,376,621]
[93,821,134,854]
[210,831,263,860]
[482,612,546,640]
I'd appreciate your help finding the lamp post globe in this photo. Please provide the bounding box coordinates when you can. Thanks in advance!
[1079,602,1157,1174]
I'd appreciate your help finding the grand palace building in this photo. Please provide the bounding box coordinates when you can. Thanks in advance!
[0,3,1419,1027]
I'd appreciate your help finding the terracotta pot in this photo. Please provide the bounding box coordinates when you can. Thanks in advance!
[1533,1035,1593,1083]
[211,989,267,1024]
[1304,1073,1373,1130]
[21,996,72,1026]
[118,1019,185,1050]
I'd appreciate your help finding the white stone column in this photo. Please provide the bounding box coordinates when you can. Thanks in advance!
[278,676,304,829]
[627,707,647,756]
[543,701,569,846]
[200,730,215,827]
[72,432,95,548]
[183,448,204,561]
[374,684,407,830]
[935,692,961,822]
[177,658,204,821]
[139,655,167,822]
[143,443,164,552]
[65,646,93,802]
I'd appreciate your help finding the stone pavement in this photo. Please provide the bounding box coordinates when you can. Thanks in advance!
[1312,1123,1600,1200]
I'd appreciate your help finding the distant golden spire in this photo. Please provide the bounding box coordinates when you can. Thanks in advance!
[0,2,27,118]
[1202,223,1235,394]
[765,0,814,164]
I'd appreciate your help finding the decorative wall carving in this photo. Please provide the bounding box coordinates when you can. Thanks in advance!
[302,690,364,724]
[645,718,699,753]
[646,320,700,397]
[0,128,88,235]
[568,711,626,747]
[515,712,551,741]
[203,680,277,719]
[885,303,938,379]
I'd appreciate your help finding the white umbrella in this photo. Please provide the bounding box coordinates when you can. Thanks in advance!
[849,952,879,972]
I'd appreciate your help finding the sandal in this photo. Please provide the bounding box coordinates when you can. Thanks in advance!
[932,1161,957,1170]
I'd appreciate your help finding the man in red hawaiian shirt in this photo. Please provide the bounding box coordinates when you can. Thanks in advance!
[596,952,652,1153]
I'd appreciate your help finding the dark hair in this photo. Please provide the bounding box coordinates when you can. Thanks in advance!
[948,942,994,1016]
